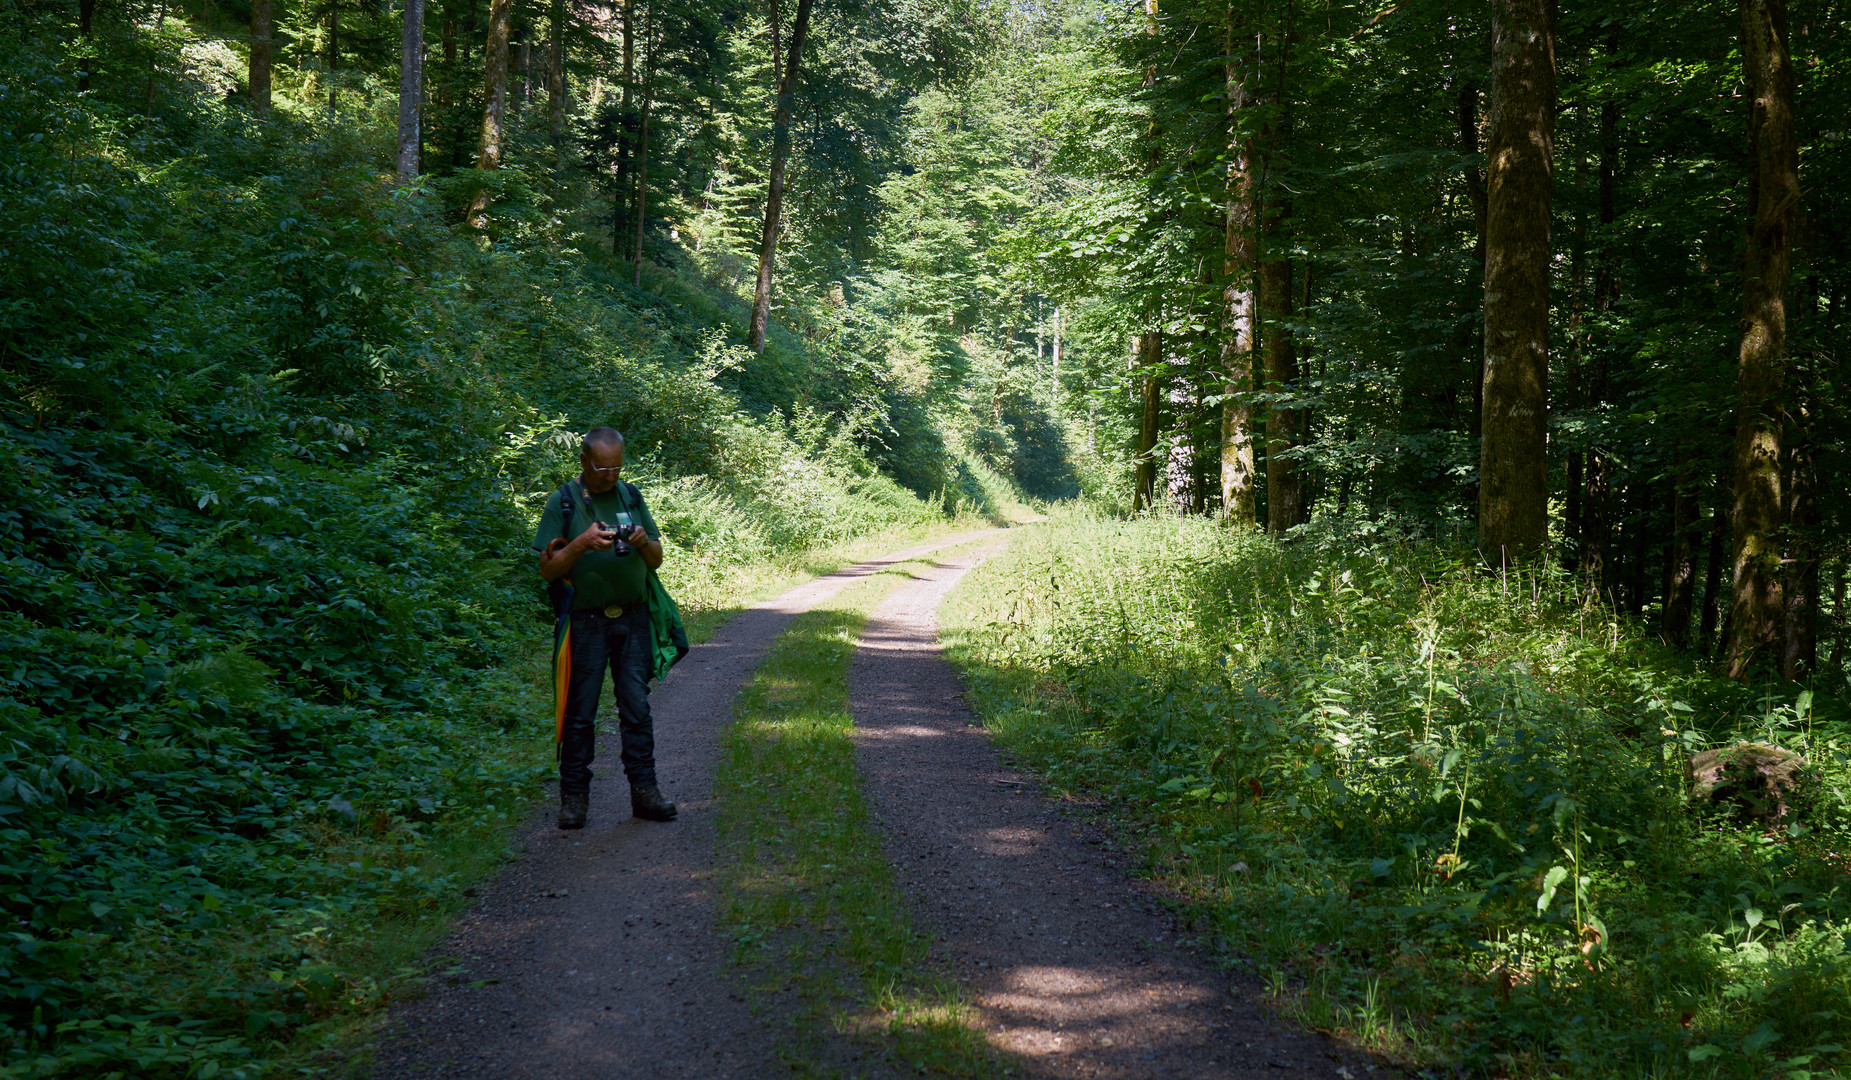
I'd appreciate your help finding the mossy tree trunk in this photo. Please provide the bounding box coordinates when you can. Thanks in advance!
[466,0,511,224]
[1220,20,1258,525]
[1725,0,1799,678]
[395,0,426,180]
[1477,0,1556,563]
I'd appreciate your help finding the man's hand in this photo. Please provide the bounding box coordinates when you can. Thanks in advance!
[540,524,613,583]
[580,521,618,552]
[625,525,665,570]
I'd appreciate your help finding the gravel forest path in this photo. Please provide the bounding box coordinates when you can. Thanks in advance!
[372,528,1376,1080]
[851,542,1373,1080]
[369,530,1004,1080]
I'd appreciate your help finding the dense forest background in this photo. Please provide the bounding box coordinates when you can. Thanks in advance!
[2,0,1848,1071]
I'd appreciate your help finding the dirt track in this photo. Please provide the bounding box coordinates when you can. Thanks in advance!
[851,542,1371,1079]
[371,529,1376,1078]
[369,531,1002,1079]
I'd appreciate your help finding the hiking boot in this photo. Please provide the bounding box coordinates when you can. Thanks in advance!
[558,791,588,830]
[630,784,677,822]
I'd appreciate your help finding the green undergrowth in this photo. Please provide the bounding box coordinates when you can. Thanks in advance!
[942,510,1851,1080]
[0,35,1030,1077]
[716,553,997,1078]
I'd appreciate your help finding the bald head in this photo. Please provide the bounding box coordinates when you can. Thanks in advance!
[581,427,624,454]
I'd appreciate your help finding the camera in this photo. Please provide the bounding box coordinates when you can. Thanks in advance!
[600,521,631,557]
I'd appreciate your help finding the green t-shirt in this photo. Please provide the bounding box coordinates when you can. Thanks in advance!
[531,480,662,609]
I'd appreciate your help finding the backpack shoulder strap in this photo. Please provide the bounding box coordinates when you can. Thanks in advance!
[557,481,577,541]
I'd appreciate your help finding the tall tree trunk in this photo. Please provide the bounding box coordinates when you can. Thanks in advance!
[478,0,512,165]
[1459,79,1487,458]
[1220,23,1258,524]
[438,18,457,168]
[547,0,565,146]
[1700,495,1728,657]
[1583,32,1620,594]
[1134,332,1163,512]
[1725,0,1799,678]
[78,0,96,92]
[1781,430,1817,679]
[250,0,274,112]
[327,6,339,111]
[1261,243,1302,531]
[746,0,815,354]
[512,24,527,112]
[631,66,652,287]
[1478,0,1556,563]
[1564,452,1582,557]
[1625,485,1653,615]
[396,0,427,180]
[1563,87,1588,560]
[1827,561,1846,674]
[1191,397,1212,515]
[1582,443,1611,598]
[451,0,480,170]
[614,0,635,256]
[1663,470,1698,647]
[466,0,512,224]
[1261,20,1303,533]
[1053,306,1063,391]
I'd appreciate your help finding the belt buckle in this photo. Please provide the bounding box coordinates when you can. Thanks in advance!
[603,604,623,618]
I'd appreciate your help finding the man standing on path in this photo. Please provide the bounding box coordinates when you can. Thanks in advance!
[535,427,677,829]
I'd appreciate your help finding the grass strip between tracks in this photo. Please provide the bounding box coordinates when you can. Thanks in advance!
[715,555,996,1077]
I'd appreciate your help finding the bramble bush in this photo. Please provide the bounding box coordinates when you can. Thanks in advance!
[944,510,1851,1079]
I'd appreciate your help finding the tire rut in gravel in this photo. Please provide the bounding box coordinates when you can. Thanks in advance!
[851,540,1380,1080]
[368,528,1005,1080]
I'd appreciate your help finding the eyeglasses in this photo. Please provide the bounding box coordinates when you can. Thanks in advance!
[585,464,622,477]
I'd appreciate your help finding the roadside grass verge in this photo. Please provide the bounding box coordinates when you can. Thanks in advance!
[940,509,1851,1080]
[715,555,996,1078]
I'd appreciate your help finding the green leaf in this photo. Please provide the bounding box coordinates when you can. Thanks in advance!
[1537,865,1569,914]
[1742,1022,1780,1057]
